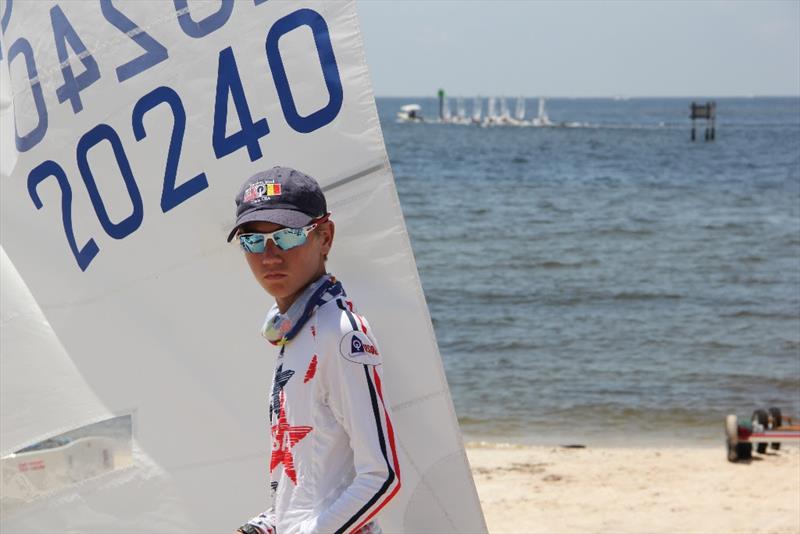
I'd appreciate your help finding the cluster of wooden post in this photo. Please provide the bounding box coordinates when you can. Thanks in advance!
[691,101,716,141]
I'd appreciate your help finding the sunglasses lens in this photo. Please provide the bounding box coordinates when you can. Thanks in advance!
[239,228,308,253]
[239,234,265,253]
[273,228,307,251]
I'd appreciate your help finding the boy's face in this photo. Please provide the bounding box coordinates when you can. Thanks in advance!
[239,220,334,312]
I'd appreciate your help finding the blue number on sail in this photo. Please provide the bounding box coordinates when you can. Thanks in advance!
[76,125,144,240]
[212,47,270,162]
[133,86,209,213]
[100,0,169,82]
[0,0,11,59]
[28,161,100,272]
[173,0,233,38]
[7,38,48,151]
[266,9,343,134]
[50,5,101,113]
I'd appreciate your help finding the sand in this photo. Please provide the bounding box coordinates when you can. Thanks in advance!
[466,442,800,534]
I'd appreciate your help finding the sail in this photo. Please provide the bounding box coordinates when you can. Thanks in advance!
[515,96,526,121]
[1,246,195,532]
[499,97,510,119]
[535,97,551,126]
[0,1,486,532]
[472,96,482,121]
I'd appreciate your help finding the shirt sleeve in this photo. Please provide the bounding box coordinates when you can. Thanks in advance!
[301,302,401,534]
[246,510,275,534]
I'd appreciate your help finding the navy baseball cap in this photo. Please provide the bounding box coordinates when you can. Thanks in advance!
[226,166,328,242]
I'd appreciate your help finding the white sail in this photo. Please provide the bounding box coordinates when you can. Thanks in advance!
[499,97,510,119]
[472,96,482,121]
[534,96,552,127]
[0,1,486,532]
[487,97,497,119]
[515,96,526,121]
[1,247,195,532]
[442,95,452,121]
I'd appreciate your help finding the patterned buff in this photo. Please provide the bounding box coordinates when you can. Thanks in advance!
[261,274,345,346]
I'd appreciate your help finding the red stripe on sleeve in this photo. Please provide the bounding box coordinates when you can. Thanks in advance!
[356,314,368,335]
[372,369,400,480]
[349,369,401,533]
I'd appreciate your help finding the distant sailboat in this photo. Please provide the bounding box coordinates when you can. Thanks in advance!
[531,97,553,127]
[442,95,452,122]
[514,96,526,122]
[454,97,469,124]
[499,97,510,123]
[402,91,565,129]
[471,96,482,123]
[484,97,498,126]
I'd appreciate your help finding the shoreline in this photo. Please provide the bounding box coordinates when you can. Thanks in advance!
[465,441,800,534]
[463,435,727,449]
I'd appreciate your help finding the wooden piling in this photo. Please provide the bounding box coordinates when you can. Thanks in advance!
[690,101,716,142]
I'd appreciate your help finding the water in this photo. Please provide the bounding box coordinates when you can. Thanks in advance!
[377,96,800,446]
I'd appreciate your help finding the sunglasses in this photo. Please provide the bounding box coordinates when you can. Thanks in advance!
[237,215,328,253]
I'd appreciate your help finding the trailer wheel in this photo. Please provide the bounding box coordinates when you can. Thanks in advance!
[730,441,752,461]
[736,442,752,460]
[753,409,768,427]
[725,414,738,445]
[727,439,740,462]
[769,407,782,450]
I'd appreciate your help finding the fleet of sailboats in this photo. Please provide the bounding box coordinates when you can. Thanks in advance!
[397,95,560,127]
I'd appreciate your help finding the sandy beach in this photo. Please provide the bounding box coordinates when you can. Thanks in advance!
[466,442,800,534]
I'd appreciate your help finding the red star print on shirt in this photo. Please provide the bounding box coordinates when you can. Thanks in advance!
[270,390,312,484]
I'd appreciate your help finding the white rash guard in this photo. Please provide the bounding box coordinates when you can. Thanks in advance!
[247,296,400,534]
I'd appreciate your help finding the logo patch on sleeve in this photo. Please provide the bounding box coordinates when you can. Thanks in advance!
[339,331,381,365]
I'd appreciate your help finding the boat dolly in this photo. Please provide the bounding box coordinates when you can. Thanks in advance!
[725,407,800,462]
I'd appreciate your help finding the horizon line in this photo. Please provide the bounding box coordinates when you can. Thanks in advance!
[374,94,800,100]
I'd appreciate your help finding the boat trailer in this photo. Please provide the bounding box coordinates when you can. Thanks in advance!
[725,407,800,462]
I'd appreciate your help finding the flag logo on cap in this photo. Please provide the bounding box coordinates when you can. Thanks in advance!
[244,181,282,203]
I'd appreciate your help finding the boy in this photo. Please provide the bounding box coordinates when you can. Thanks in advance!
[229,167,400,534]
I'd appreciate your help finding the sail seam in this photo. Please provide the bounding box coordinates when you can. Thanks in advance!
[322,162,386,193]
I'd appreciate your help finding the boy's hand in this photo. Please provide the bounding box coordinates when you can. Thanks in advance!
[233,525,274,534]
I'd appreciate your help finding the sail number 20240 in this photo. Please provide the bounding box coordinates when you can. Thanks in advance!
[24,8,343,272]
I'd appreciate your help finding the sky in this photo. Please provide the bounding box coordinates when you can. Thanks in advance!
[357,0,800,98]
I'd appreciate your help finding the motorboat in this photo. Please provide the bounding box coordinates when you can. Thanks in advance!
[396,104,424,123]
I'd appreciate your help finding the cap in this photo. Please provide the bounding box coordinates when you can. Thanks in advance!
[227,166,328,242]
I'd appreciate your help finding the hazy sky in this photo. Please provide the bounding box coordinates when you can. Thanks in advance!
[357,0,800,98]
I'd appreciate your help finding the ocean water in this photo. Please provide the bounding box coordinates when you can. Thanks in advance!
[377,97,800,446]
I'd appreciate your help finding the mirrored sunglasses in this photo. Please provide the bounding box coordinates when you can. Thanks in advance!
[237,215,328,253]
